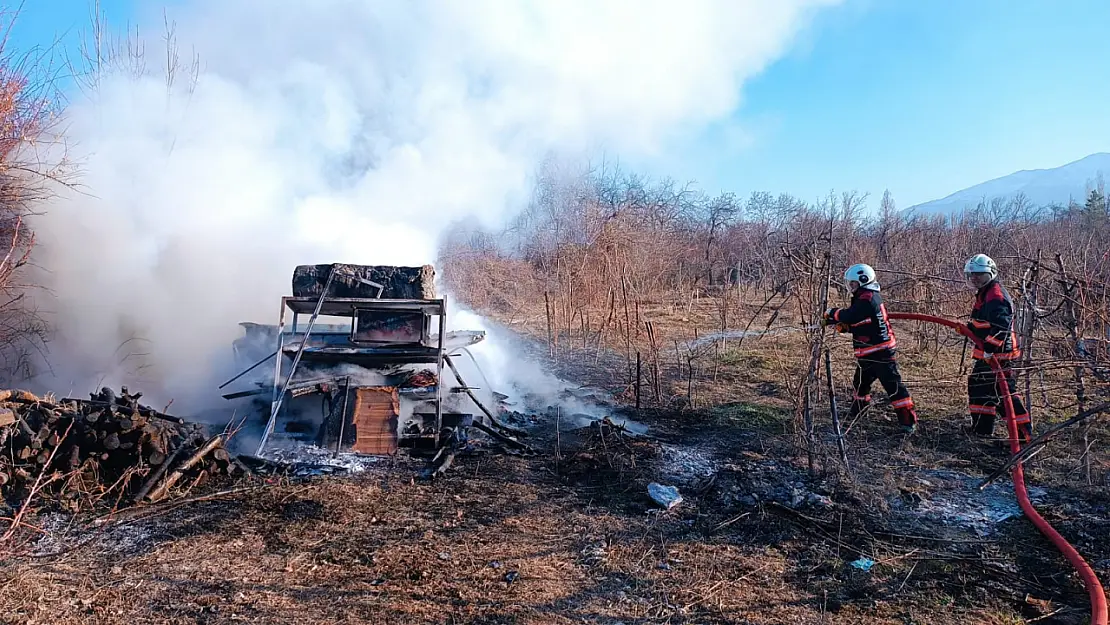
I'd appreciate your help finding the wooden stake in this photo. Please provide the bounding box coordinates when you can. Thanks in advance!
[635,351,642,409]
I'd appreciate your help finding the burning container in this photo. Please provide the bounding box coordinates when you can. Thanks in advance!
[221,264,487,457]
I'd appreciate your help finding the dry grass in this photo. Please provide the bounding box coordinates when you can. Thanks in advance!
[0,451,1038,625]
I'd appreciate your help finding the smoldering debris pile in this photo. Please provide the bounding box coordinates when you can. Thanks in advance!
[559,417,659,489]
[0,387,242,513]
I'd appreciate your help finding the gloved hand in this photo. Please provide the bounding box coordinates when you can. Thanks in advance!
[819,308,837,327]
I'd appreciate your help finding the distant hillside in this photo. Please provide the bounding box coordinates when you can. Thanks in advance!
[906,152,1110,216]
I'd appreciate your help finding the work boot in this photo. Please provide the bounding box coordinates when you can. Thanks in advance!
[1014,414,1033,446]
[895,408,918,434]
[970,413,996,438]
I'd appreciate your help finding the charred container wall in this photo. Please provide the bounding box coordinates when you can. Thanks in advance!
[293,264,436,300]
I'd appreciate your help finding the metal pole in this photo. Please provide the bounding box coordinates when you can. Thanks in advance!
[434,300,446,447]
[218,350,278,389]
[267,299,287,428]
[258,267,338,455]
[334,375,351,458]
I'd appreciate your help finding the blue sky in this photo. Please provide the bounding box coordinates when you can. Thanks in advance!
[7,0,130,55]
[678,0,1110,208]
[8,0,1110,210]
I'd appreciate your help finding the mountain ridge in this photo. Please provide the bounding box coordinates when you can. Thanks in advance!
[906,152,1110,216]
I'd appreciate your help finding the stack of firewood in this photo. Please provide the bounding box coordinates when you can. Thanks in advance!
[0,387,241,510]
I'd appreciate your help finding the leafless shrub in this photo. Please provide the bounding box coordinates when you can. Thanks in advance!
[0,8,73,383]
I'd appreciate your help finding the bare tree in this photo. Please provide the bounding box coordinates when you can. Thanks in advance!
[0,7,76,382]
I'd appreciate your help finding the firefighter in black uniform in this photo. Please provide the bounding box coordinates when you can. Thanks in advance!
[963,254,1032,444]
[822,263,919,433]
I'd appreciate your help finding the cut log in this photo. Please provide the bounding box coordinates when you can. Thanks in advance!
[0,390,42,403]
[67,445,81,470]
[131,444,184,503]
[145,435,224,502]
[292,264,436,300]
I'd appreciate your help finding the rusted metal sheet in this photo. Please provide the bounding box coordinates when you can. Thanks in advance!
[350,387,400,455]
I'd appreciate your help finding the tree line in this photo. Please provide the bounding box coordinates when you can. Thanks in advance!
[440,157,1110,480]
[441,157,1110,347]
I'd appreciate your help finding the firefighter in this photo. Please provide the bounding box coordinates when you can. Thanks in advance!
[963,254,1032,444]
[822,263,919,433]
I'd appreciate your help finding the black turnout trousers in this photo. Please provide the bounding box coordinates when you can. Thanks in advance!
[850,355,915,425]
[968,359,1032,442]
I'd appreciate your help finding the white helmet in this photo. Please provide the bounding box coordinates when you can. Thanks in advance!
[844,263,879,291]
[963,254,998,280]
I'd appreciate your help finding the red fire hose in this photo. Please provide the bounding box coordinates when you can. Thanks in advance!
[888,312,1107,625]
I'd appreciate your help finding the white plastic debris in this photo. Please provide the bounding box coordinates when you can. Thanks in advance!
[648,482,683,510]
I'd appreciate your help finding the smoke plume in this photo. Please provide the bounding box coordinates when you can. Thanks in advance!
[26,0,839,413]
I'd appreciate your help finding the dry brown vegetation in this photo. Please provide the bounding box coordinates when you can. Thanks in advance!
[440,157,1110,481]
[0,12,69,384]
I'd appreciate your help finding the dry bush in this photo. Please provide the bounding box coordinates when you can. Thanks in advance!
[0,13,71,384]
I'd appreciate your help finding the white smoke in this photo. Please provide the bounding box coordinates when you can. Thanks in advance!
[26,0,839,413]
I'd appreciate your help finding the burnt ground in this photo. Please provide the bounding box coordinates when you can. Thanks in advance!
[1,319,1109,624]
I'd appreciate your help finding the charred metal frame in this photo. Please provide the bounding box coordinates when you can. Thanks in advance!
[255,292,448,456]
